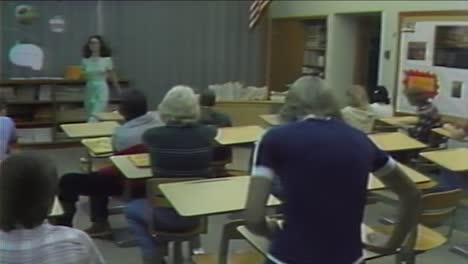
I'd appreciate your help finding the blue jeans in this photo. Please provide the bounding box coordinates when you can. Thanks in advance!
[125,199,199,257]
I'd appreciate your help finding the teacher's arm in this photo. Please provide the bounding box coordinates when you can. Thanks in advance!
[245,134,280,239]
[107,57,121,95]
[108,69,121,95]
[365,157,421,254]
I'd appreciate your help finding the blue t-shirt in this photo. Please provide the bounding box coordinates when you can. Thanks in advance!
[255,118,390,264]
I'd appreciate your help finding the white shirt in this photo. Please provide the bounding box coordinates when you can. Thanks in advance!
[369,103,393,118]
[0,223,105,264]
[112,112,163,151]
[341,106,376,133]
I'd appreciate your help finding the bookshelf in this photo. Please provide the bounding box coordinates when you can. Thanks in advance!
[268,17,328,92]
[302,19,327,78]
[0,79,129,147]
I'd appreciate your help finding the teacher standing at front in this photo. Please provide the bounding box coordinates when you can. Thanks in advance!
[82,35,121,122]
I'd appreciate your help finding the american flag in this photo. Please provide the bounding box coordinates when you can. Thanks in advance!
[249,0,271,29]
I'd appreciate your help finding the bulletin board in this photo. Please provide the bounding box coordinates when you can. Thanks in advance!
[395,11,468,119]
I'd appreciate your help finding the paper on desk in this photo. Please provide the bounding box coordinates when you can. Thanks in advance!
[128,153,150,167]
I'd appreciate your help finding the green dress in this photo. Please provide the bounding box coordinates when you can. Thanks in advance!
[81,57,113,122]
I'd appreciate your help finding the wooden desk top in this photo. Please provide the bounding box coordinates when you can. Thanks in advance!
[50,197,63,217]
[159,176,280,217]
[94,111,124,122]
[259,114,280,126]
[81,137,113,155]
[368,163,430,191]
[378,116,418,127]
[215,125,265,145]
[369,132,427,152]
[61,121,119,138]
[158,162,429,217]
[420,148,468,172]
[110,155,152,179]
[237,224,387,261]
[432,125,467,141]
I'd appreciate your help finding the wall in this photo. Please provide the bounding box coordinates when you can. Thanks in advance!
[1,1,98,77]
[1,1,266,108]
[326,14,359,105]
[102,1,266,107]
[271,1,468,99]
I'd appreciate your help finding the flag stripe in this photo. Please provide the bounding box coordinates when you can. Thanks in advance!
[249,0,271,29]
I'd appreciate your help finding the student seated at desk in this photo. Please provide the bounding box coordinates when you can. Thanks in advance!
[404,86,443,146]
[57,89,162,236]
[370,85,393,118]
[125,85,215,264]
[245,76,421,264]
[0,153,105,264]
[199,89,233,175]
[0,97,17,161]
[341,85,376,133]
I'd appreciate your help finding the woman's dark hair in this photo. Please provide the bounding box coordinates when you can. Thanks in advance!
[372,85,390,104]
[82,35,112,58]
[118,89,148,121]
[0,153,57,232]
[199,89,216,107]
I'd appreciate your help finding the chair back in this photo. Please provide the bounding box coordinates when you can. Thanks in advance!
[420,188,463,227]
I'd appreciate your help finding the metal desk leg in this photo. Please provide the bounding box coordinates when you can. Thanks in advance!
[451,242,468,257]
[112,180,137,248]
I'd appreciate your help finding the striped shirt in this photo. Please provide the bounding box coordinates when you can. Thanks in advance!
[0,223,105,264]
[143,123,216,178]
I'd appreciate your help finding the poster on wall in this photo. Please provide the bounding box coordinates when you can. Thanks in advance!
[396,20,468,118]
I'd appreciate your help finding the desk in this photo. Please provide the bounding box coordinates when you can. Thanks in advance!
[378,116,418,127]
[420,148,468,172]
[159,176,280,217]
[432,127,467,141]
[158,165,429,217]
[215,125,265,145]
[81,137,113,156]
[61,121,119,138]
[110,155,152,180]
[259,114,280,126]
[368,163,430,191]
[237,224,390,261]
[369,132,427,152]
[94,111,124,122]
[49,197,63,217]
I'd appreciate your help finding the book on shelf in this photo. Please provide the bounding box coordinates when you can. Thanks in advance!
[15,86,36,101]
[38,85,52,101]
[0,87,16,100]
[17,127,53,143]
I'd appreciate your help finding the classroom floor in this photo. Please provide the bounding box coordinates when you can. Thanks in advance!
[36,146,468,264]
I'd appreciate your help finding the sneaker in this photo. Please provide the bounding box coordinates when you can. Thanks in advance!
[84,222,112,238]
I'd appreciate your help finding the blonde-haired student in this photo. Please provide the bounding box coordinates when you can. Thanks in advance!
[341,85,376,133]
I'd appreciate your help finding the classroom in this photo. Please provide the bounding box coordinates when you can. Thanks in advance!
[1,1,468,264]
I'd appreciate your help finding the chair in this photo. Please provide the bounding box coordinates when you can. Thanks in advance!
[146,177,207,264]
[374,188,463,263]
[380,188,463,238]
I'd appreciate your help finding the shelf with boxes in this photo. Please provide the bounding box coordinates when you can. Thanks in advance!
[0,78,129,147]
[303,19,327,78]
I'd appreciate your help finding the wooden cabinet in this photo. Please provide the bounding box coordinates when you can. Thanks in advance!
[267,17,327,93]
[0,79,128,147]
